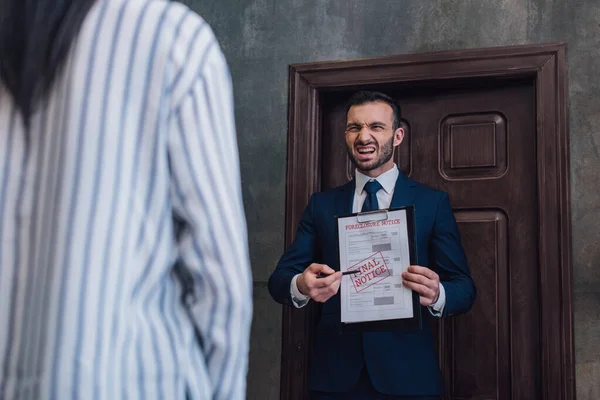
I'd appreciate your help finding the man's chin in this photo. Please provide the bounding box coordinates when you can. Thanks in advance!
[353,161,378,172]
[349,153,389,172]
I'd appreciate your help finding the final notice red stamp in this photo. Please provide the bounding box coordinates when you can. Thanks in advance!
[348,252,391,293]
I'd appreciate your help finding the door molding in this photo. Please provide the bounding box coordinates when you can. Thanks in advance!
[282,43,573,400]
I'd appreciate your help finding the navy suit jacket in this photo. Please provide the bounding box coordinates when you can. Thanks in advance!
[268,170,476,396]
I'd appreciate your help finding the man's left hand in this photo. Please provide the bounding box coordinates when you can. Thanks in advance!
[401,265,440,306]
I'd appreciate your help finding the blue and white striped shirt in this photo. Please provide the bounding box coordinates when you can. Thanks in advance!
[0,1,252,399]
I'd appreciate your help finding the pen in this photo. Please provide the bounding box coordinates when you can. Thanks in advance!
[317,270,360,279]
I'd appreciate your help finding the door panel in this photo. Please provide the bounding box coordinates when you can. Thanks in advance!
[319,78,538,399]
[451,210,510,400]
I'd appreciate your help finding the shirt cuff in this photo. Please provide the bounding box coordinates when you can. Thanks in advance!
[290,274,310,308]
[428,282,446,317]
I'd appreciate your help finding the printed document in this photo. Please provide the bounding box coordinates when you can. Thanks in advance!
[337,209,414,324]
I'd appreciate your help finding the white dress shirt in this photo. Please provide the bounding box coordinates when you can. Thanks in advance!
[290,165,446,316]
[0,1,252,399]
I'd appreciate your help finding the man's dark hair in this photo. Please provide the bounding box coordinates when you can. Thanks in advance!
[345,91,401,131]
[0,0,97,125]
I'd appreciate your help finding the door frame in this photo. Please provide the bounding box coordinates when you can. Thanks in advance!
[281,43,573,400]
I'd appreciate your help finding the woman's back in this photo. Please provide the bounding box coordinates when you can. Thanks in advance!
[0,1,253,399]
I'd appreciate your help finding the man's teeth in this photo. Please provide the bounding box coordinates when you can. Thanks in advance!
[358,148,375,154]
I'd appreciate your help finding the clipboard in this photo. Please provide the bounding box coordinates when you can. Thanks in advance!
[335,206,422,333]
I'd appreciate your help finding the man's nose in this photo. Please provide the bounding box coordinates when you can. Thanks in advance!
[357,125,373,140]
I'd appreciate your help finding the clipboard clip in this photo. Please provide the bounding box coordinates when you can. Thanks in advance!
[356,209,389,223]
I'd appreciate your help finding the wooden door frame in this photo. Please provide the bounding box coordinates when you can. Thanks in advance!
[281,43,573,400]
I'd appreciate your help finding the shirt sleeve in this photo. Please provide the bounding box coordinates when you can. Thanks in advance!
[167,26,252,400]
[290,274,310,308]
[427,282,446,317]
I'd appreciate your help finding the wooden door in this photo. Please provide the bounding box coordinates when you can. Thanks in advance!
[281,44,573,400]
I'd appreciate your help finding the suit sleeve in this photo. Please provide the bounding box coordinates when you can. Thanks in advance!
[431,192,477,317]
[268,194,318,306]
[167,29,252,400]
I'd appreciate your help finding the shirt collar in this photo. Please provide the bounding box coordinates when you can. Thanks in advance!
[355,164,399,195]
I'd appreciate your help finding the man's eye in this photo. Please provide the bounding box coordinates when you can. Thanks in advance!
[346,126,360,133]
[371,125,384,131]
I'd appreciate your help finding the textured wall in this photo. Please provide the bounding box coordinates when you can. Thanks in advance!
[181,1,600,398]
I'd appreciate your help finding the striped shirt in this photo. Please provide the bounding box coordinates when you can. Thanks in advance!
[0,0,252,399]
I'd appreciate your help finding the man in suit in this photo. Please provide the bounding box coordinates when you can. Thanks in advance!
[268,91,477,400]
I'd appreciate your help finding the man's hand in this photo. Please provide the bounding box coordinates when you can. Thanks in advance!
[296,263,342,303]
[401,265,440,306]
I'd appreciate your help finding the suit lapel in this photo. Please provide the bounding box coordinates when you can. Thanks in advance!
[390,169,418,208]
[334,179,355,216]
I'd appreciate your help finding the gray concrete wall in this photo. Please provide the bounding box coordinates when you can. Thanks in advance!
[181,1,600,398]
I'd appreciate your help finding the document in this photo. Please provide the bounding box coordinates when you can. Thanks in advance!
[337,208,415,324]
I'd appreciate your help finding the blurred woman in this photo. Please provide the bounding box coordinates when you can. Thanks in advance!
[0,1,252,399]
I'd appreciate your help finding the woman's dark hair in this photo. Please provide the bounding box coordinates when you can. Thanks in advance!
[0,0,97,123]
[345,91,402,131]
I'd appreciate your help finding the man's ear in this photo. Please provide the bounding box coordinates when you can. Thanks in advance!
[393,127,405,147]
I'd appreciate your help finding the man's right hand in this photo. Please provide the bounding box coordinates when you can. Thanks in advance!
[296,263,342,303]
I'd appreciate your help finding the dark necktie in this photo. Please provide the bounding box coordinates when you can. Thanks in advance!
[361,180,383,212]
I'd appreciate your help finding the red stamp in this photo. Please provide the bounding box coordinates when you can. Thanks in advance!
[347,252,391,293]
